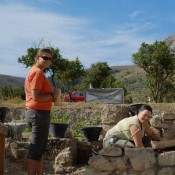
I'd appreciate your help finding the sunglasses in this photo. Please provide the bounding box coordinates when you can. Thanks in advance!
[40,56,52,61]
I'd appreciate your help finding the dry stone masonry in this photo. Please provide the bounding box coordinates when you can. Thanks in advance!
[2,105,175,174]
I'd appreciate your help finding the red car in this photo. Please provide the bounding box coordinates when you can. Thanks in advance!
[64,91,85,102]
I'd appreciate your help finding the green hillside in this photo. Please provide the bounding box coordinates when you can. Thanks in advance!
[111,65,149,103]
[0,74,25,88]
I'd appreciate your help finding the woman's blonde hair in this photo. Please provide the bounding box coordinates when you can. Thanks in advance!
[37,48,52,57]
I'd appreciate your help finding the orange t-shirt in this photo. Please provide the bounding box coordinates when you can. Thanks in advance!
[25,65,52,110]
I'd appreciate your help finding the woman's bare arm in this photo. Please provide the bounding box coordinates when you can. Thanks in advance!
[145,122,161,141]
[129,125,144,147]
[32,89,52,102]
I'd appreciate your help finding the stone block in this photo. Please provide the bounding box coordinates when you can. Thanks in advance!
[158,167,175,175]
[9,141,28,160]
[150,115,162,128]
[109,157,128,171]
[162,130,175,139]
[88,155,114,171]
[162,123,172,129]
[84,167,108,175]
[52,138,78,174]
[125,147,156,171]
[101,104,128,126]
[7,122,28,140]
[46,138,77,161]
[99,146,122,157]
[162,112,175,120]
[151,139,175,149]
[158,151,175,166]
[140,169,155,175]
[55,147,74,167]
[162,120,175,130]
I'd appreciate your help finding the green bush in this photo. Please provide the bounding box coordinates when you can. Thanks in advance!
[0,85,24,100]
[50,108,68,124]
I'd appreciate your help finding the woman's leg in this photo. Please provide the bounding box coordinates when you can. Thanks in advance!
[26,158,37,175]
[36,155,44,175]
[25,109,50,174]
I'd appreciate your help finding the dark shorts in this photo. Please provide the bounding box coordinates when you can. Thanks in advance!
[25,109,50,160]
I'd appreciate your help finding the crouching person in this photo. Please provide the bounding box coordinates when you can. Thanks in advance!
[103,104,163,148]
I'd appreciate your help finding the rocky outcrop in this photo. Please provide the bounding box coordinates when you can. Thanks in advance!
[165,34,175,50]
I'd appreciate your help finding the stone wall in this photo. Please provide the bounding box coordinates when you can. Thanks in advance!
[85,146,175,175]
[2,104,175,175]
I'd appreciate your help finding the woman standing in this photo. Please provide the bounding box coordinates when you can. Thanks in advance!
[25,48,59,175]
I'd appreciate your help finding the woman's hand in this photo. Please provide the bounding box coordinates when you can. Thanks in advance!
[145,123,162,141]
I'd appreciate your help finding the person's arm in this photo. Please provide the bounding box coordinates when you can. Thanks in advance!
[129,124,144,147]
[145,122,161,141]
[32,88,60,102]
[32,89,53,102]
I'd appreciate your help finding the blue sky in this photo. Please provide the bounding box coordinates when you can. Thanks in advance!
[0,0,175,77]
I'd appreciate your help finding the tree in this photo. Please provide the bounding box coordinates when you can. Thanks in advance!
[83,62,126,94]
[58,57,84,88]
[57,57,85,101]
[86,62,111,88]
[132,41,175,102]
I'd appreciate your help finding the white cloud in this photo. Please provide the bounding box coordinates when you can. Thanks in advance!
[129,10,143,19]
[0,3,159,77]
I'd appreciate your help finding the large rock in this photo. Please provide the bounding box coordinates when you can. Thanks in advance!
[101,104,128,133]
[162,112,175,120]
[125,148,156,171]
[88,155,115,171]
[150,115,162,128]
[158,167,175,175]
[165,34,175,51]
[46,138,77,161]
[158,151,175,166]
[151,139,175,149]
[99,146,122,157]
[54,147,76,174]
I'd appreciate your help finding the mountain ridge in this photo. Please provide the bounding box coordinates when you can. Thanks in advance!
[0,74,25,88]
